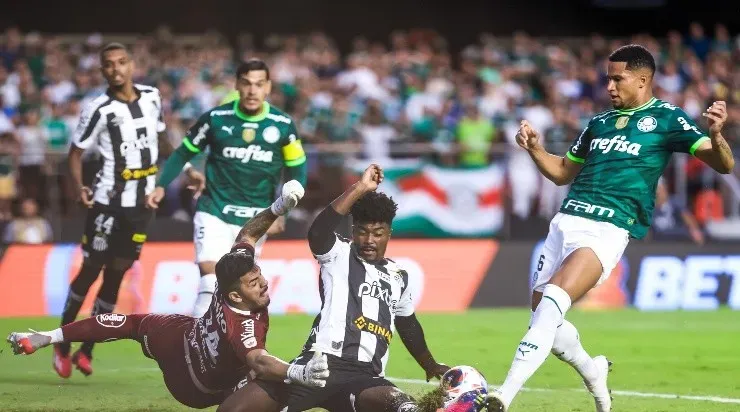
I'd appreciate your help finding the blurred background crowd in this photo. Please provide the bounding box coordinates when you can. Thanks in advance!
[0,22,738,244]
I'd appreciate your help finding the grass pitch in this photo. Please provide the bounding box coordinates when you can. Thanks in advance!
[1,309,739,411]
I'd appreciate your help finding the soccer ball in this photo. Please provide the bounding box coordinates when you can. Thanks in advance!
[440,365,488,408]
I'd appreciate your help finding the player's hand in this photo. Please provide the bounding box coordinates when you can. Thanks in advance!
[78,186,94,208]
[287,351,330,388]
[270,180,305,216]
[359,164,384,192]
[703,101,727,136]
[515,120,542,152]
[146,187,166,209]
[185,168,206,200]
[425,362,451,382]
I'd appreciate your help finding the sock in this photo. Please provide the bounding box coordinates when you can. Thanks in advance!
[498,284,572,406]
[38,328,64,344]
[58,290,87,355]
[59,261,103,355]
[79,298,116,356]
[552,319,598,383]
[193,274,217,317]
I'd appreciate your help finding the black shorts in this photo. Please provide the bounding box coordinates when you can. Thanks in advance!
[81,202,153,261]
[256,351,397,412]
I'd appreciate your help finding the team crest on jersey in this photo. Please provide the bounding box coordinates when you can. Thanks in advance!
[637,116,658,132]
[615,116,629,129]
[242,128,256,143]
[262,126,280,144]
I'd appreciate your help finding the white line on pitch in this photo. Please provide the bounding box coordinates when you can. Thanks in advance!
[20,368,740,404]
[388,377,740,405]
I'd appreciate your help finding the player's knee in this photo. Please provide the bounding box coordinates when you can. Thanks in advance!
[549,248,602,296]
[109,257,135,273]
[357,386,417,412]
[70,258,105,292]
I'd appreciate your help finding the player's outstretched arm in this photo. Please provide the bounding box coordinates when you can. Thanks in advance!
[307,164,383,255]
[244,349,329,387]
[233,180,305,248]
[395,314,450,382]
[517,120,583,185]
[694,101,735,174]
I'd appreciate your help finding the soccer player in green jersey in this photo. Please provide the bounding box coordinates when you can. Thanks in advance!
[147,59,308,317]
[486,45,734,412]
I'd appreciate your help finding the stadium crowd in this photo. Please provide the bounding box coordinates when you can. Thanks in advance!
[0,23,738,243]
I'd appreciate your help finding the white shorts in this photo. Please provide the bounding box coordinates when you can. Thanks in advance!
[532,212,629,293]
[193,211,267,264]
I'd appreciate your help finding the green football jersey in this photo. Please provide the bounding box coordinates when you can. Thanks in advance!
[182,100,306,226]
[560,97,709,239]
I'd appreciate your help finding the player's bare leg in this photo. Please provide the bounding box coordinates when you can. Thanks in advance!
[488,248,608,412]
[356,386,419,412]
[217,382,281,412]
[193,261,217,318]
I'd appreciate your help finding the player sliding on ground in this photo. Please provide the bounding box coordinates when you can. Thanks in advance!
[486,44,735,412]
[7,181,330,409]
[219,164,450,412]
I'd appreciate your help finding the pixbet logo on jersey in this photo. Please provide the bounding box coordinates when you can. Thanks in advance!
[358,281,393,306]
[96,313,127,328]
[222,145,274,163]
[120,134,157,155]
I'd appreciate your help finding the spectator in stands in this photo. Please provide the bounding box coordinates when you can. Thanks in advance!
[16,105,48,209]
[652,178,705,245]
[456,102,495,168]
[0,24,736,232]
[0,132,19,221]
[3,197,52,244]
[357,99,398,163]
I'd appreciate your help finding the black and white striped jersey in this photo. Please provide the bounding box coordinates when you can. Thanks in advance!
[301,235,415,376]
[72,84,165,207]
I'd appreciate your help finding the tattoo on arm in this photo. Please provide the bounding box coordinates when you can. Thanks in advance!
[236,209,277,245]
[711,133,735,170]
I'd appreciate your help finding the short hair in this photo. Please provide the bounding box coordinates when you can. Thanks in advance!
[236,58,270,80]
[351,191,398,226]
[608,44,656,75]
[99,42,129,63]
[215,243,256,297]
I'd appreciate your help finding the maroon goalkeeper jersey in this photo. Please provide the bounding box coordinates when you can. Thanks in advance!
[184,284,269,393]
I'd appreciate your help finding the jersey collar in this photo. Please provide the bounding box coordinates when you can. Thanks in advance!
[234,100,270,122]
[226,303,251,316]
[615,97,656,115]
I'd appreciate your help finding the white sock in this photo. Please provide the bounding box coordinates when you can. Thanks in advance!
[498,284,572,406]
[193,274,217,317]
[552,319,598,383]
[38,328,64,344]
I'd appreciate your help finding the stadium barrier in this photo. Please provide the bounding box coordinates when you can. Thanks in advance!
[0,240,738,317]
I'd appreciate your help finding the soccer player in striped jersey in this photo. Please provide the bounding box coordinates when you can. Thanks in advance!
[223,164,449,412]
[56,42,184,378]
[148,59,308,318]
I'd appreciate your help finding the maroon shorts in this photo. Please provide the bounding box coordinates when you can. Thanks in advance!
[135,314,224,409]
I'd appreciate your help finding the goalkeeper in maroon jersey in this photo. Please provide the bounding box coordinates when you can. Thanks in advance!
[7,181,330,409]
